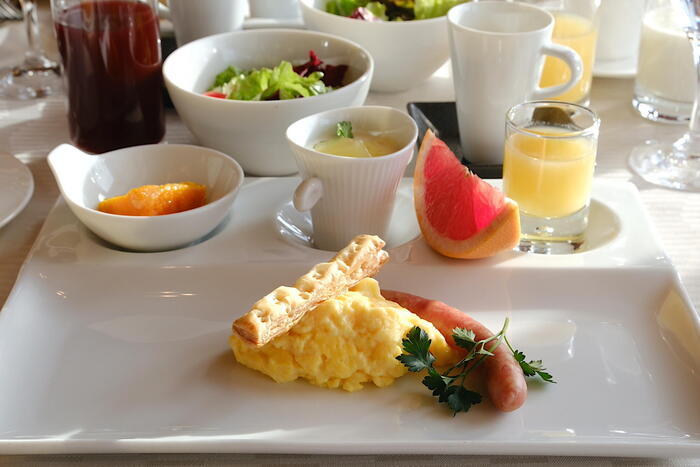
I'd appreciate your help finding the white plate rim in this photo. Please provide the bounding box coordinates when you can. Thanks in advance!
[0,153,34,230]
[593,56,637,79]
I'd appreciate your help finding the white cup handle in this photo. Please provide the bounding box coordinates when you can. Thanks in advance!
[293,177,323,212]
[531,42,583,100]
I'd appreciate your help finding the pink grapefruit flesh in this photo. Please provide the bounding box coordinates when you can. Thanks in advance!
[414,130,521,259]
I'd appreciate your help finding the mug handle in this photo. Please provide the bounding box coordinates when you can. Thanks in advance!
[531,42,583,100]
[293,177,323,212]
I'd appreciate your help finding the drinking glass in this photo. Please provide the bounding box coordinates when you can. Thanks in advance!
[524,0,601,105]
[503,101,600,254]
[633,0,695,123]
[0,0,62,99]
[51,0,165,153]
[629,0,700,191]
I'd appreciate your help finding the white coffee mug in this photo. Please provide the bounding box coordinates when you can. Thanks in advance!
[286,106,417,251]
[447,1,583,164]
[167,0,248,47]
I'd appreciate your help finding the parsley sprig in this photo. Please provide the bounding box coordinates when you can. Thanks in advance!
[396,318,555,416]
[507,338,555,383]
[336,121,354,138]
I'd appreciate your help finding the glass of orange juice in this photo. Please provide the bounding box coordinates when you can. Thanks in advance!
[503,101,600,254]
[525,0,600,104]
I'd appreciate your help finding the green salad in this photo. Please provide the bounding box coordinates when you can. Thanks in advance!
[208,63,326,101]
[204,51,348,101]
[325,0,469,21]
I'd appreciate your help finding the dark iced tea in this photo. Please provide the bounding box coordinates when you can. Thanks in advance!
[54,1,165,153]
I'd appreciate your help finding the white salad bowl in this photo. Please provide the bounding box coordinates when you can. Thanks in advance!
[299,0,449,93]
[47,144,244,252]
[163,29,373,176]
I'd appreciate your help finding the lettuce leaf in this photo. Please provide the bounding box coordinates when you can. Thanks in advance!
[211,66,241,89]
[325,0,368,16]
[268,61,327,100]
[365,2,388,20]
[213,61,328,101]
[414,0,467,19]
[231,68,272,101]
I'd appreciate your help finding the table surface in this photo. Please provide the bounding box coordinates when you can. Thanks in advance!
[1,10,700,467]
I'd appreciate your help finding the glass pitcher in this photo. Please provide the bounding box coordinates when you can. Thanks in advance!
[51,0,165,153]
[633,0,696,123]
[522,0,601,105]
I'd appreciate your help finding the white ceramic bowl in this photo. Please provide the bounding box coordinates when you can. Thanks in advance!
[47,144,244,252]
[299,0,449,93]
[163,29,373,176]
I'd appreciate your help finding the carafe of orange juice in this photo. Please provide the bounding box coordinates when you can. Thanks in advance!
[523,0,601,105]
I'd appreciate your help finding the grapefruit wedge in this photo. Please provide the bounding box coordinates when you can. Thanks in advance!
[414,130,520,259]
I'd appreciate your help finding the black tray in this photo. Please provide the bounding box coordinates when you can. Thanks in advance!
[407,102,503,179]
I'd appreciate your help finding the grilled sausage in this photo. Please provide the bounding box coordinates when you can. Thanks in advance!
[383,289,527,412]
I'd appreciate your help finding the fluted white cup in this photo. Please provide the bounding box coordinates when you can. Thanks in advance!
[286,106,418,251]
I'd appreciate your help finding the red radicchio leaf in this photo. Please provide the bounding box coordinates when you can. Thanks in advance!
[350,7,383,21]
[293,50,348,88]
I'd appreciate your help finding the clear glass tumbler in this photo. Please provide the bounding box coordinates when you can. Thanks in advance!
[633,0,695,123]
[628,0,700,191]
[524,0,601,105]
[503,101,600,254]
[51,0,165,153]
[0,0,62,99]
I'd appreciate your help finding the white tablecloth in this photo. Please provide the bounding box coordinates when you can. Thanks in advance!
[1,9,699,466]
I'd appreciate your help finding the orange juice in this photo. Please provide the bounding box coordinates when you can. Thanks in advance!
[539,13,597,103]
[503,127,596,218]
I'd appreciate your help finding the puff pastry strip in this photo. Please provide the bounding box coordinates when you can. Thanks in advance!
[232,234,389,347]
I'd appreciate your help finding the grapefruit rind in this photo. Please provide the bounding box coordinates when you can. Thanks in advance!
[413,130,521,259]
[417,200,520,259]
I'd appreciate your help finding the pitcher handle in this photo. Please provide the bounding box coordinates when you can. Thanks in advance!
[531,42,583,100]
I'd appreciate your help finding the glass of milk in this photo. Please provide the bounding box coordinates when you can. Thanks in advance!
[629,0,700,191]
[633,0,695,123]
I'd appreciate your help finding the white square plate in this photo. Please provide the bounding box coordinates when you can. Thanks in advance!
[0,178,698,456]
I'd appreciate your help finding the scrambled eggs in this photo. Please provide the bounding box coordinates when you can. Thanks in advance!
[229,278,456,392]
